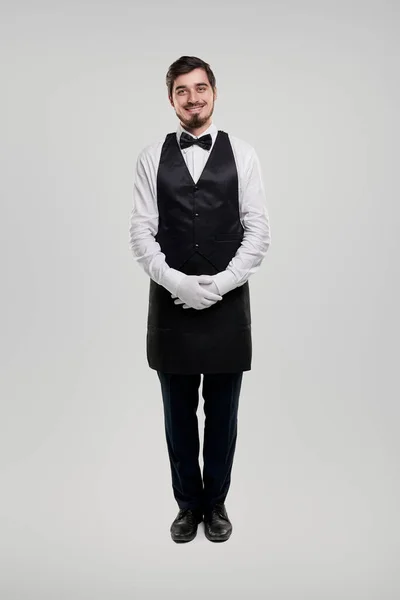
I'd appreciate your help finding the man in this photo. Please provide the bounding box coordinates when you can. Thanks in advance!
[129,56,271,543]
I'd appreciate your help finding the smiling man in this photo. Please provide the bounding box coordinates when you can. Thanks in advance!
[129,55,271,543]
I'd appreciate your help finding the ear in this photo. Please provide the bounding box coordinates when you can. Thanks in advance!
[213,86,218,101]
[168,94,174,108]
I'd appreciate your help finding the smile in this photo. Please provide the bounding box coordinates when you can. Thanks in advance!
[186,106,204,112]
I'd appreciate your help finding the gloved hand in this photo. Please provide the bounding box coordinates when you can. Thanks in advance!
[173,275,222,310]
[173,280,221,309]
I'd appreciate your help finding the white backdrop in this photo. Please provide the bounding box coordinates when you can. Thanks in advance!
[1,1,399,598]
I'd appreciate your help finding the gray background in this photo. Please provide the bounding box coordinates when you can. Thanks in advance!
[1,1,399,598]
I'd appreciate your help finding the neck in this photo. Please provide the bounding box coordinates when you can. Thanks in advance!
[180,119,212,137]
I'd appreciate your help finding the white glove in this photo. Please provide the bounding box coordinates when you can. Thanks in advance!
[174,275,222,310]
[173,280,221,309]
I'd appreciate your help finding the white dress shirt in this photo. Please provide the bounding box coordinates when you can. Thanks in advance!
[129,121,271,297]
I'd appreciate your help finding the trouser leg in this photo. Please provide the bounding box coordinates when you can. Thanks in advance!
[157,371,203,512]
[201,372,243,512]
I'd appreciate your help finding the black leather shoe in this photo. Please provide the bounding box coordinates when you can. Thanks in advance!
[170,508,203,543]
[204,503,232,542]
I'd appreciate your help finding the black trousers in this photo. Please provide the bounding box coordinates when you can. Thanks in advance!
[157,371,243,514]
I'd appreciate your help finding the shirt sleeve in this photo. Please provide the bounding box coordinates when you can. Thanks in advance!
[213,147,271,296]
[129,149,187,296]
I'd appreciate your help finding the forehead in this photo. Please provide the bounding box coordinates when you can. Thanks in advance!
[173,68,211,90]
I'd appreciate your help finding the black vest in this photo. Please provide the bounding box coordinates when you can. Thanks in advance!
[146,130,252,374]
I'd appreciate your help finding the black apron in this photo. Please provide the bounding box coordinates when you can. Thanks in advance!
[146,130,252,374]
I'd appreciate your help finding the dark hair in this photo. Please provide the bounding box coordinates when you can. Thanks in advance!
[166,55,216,97]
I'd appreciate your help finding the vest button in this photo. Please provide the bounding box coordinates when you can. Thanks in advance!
[195,213,199,217]
[194,185,198,191]
[195,243,199,247]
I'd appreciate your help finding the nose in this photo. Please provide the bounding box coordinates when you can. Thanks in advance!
[187,89,200,104]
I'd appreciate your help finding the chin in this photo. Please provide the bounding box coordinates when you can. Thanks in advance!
[182,112,210,128]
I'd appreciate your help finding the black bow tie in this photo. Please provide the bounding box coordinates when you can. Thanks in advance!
[179,131,212,151]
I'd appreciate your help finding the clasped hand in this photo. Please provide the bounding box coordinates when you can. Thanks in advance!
[171,275,222,310]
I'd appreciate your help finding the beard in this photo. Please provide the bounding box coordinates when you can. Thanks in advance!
[177,101,215,129]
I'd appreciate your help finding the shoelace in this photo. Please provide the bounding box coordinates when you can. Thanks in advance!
[178,509,198,525]
[209,504,228,522]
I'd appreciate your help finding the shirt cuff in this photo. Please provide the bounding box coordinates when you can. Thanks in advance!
[213,270,237,296]
[161,267,187,296]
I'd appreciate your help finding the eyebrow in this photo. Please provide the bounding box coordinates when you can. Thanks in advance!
[174,82,209,91]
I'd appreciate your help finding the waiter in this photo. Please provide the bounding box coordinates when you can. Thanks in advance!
[129,55,271,543]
